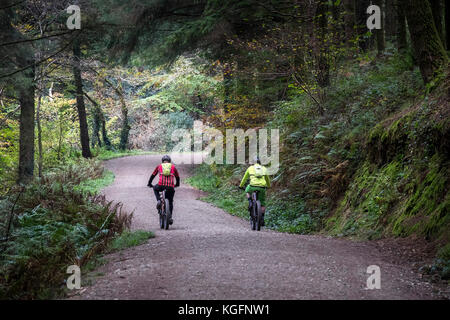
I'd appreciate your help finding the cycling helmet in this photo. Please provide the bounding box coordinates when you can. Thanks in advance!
[162,155,171,163]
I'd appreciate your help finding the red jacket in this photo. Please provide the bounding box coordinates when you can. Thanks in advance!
[148,163,180,188]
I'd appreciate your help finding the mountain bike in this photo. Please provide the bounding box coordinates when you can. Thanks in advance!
[249,190,263,231]
[158,189,171,230]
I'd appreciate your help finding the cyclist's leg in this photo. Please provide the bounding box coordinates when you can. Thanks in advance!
[153,184,162,209]
[258,188,266,213]
[244,185,252,210]
[258,188,266,226]
[165,187,175,213]
[153,184,161,200]
[164,187,175,224]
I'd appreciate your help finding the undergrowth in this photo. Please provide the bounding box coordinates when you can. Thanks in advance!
[0,158,132,299]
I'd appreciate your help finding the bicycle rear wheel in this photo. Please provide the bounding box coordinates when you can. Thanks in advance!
[250,201,256,230]
[256,200,262,231]
[160,200,167,230]
[164,198,171,230]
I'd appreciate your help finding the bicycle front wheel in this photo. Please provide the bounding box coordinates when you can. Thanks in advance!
[159,210,164,229]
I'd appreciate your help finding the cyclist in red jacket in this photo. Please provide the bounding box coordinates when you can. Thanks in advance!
[147,155,180,225]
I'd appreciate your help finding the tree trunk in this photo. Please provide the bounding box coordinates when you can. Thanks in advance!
[117,81,130,150]
[17,68,35,183]
[430,0,445,45]
[5,15,36,182]
[35,27,46,178]
[223,63,232,113]
[375,0,386,55]
[58,116,63,161]
[36,94,43,177]
[89,97,101,148]
[331,1,340,21]
[385,0,397,41]
[102,76,127,149]
[397,1,408,51]
[331,0,342,44]
[91,109,102,148]
[84,92,111,149]
[101,114,112,150]
[316,0,330,87]
[72,39,92,158]
[401,0,448,84]
[445,0,450,49]
[2,1,36,183]
[343,0,356,46]
[355,0,371,51]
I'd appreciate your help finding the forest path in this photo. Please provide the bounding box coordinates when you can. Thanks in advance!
[72,155,437,299]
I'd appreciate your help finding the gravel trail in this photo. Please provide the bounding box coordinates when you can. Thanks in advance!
[72,155,439,300]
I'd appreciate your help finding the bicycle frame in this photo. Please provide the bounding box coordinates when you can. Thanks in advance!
[249,190,262,231]
[159,190,166,213]
[251,191,259,210]
[157,189,171,230]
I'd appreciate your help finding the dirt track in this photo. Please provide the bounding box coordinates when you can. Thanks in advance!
[71,155,441,300]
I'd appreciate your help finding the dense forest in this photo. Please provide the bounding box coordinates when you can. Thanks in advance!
[0,0,449,299]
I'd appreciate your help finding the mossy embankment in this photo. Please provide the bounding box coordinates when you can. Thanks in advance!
[324,75,449,277]
[326,94,449,244]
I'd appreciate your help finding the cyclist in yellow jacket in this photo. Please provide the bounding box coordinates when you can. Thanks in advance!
[239,156,271,226]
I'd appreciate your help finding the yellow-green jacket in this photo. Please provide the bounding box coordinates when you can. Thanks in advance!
[239,164,271,188]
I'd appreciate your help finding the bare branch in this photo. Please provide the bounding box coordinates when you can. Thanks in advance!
[0,30,75,47]
[0,0,26,10]
[0,31,80,80]
[291,71,324,115]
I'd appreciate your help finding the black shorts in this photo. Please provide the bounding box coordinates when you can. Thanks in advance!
[153,184,175,203]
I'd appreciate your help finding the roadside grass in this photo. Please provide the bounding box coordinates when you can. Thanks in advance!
[83,255,108,274]
[74,169,115,194]
[185,165,249,220]
[202,189,249,221]
[74,230,155,290]
[108,230,155,252]
[93,148,157,161]
[186,165,320,234]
